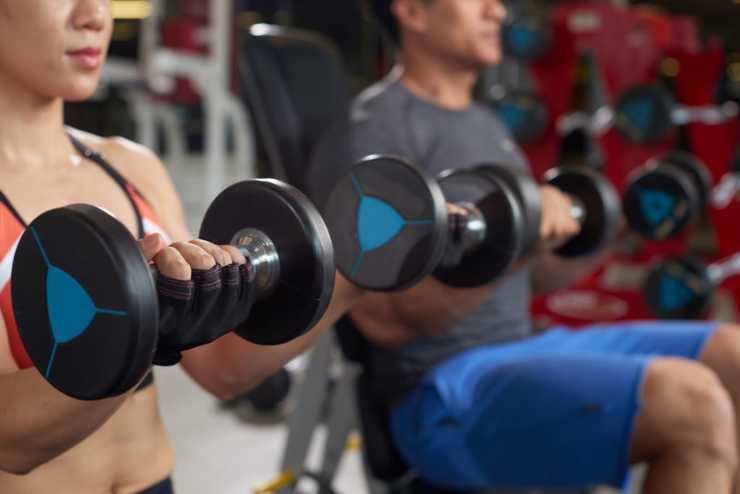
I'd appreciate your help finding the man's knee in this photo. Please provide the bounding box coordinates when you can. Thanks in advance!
[636,358,737,468]
[701,325,740,380]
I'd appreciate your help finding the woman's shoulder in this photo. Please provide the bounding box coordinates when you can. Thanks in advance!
[67,127,172,200]
[66,127,189,239]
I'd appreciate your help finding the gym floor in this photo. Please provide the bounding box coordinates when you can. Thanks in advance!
[161,156,629,494]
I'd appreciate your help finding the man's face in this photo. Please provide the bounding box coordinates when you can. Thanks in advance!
[407,0,508,69]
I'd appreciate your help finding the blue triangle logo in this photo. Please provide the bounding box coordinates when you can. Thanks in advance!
[622,99,654,130]
[640,190,676,226]
[509,26,537,52]
[499,104,525,132]
[659,274,693,311]
[46,266,97,344]
[357,196,405,252]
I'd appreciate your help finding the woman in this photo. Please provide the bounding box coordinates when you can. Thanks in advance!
[0,1,360,492]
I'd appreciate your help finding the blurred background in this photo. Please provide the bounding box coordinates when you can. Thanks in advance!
[66,1,740,493]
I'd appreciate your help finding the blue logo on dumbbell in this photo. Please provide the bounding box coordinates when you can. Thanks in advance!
[508,26,538,54]
[640,189,677,226]
[499,104,526,134]
[659,272,694,312]
[350,174,433,278]
[621,99,655,132]
[30,227,127,379]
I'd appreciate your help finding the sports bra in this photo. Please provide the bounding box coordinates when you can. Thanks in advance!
[0,135,169,390]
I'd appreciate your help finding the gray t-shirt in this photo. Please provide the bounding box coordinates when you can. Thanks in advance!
[308,75,534,403]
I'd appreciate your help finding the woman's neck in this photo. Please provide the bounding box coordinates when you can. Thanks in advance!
[0,76,76,171]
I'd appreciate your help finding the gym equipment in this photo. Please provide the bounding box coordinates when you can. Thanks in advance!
[644,252,740,319]
[554,85,738,145]
[614,84,739,144]
[542,167,621,258]
[478,165,621,258]
[12,180,335,400]
[502,14,552,61]
[489,90,549,145]
[623,152,713,240]
[324,155,620,292]
[323,155,522,291]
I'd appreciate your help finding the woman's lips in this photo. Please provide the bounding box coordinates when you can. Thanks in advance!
[66,47,102,70]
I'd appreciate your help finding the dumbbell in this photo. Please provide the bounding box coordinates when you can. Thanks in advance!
[643,252,740,319]
[552,85,738,145]
[622,152,713,240]
[501,11,552,62]
[323,155,620,291]
[477,164,621,259]
[12,180,335,400]
[614,84,739,144]
[488,89,549,145]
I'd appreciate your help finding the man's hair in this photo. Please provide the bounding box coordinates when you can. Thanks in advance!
[367,0,400,44]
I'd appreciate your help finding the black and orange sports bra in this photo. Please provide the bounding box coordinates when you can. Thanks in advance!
[0,135,169,389]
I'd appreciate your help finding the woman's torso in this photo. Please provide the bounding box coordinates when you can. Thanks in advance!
[0,131,174,493]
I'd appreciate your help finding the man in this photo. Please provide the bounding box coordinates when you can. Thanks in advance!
[308,1,740,492]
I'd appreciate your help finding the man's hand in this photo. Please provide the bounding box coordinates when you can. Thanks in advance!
[537,185,581,252]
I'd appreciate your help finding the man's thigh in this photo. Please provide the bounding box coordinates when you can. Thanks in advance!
[389,321,719,490]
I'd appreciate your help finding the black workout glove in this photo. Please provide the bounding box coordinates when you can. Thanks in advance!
[153,263,256,365]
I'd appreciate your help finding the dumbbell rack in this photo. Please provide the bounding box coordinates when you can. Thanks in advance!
[139,0,257,204]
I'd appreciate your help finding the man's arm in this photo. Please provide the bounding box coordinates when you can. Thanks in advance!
[529,250,610,297]
[529,184,616,296]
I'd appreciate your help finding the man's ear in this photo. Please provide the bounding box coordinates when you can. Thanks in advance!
[391,0,430,37]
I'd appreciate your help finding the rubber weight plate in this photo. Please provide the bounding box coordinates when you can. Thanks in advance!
[200,180,335,345]
[663,152,713,211]
[623,161,699,240]
[545,167,621,257]
[644,257,712,320]
[489,91,549,145]
[502,16,552,61]
[615,85,675,144]
[434,168,524,287]
[12,205,158,400]
[324,155,448,291]
[476,164,542,256]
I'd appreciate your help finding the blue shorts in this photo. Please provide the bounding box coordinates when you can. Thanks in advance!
[389,321,720,490]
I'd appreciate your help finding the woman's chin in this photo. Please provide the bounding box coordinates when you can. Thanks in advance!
[61,84,100,102]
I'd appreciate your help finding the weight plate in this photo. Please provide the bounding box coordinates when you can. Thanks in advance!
[490,91,549,145]
[200,180,335,345]
[545,167,621,257]
[476,164,542,255]
[323,155,448,292]
[12,205,158,400]
[615,85,675,144]
[434,168,524,287]
[663,151,713,211]
[502,17,552,61]
[644,257,713,319]
[623,161,700,240]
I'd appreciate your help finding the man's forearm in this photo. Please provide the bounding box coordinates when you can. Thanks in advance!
[529,250,610,296]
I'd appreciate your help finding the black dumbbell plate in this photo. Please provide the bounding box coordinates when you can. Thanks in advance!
[200,180,335,345]
[12,205,158,400]
[323,156,448,291]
